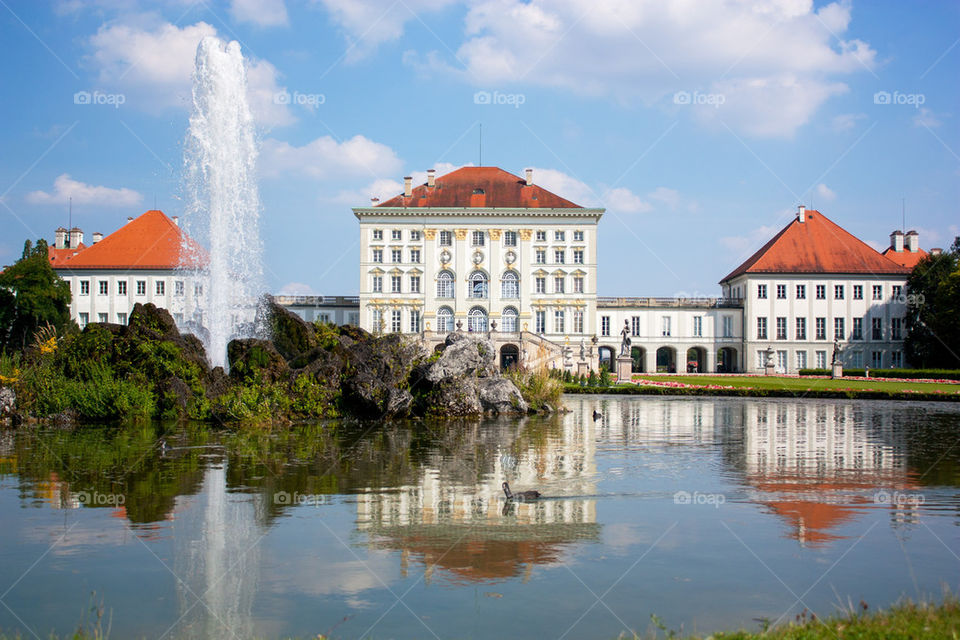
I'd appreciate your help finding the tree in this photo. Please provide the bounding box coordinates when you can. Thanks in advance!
[905,237,960,368]
[0,239,73,353]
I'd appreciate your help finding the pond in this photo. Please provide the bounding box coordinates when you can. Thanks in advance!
[2,395,960,639]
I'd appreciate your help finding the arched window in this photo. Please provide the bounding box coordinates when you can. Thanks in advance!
[501,307,518,333]
[436,306,454,333]
[469,271,488,299]
[501,271,519,299]
[437,270,454,298]
[468,306,488,332]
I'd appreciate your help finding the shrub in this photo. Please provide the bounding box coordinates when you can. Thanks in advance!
[799,368,960,380]
[505,367,563,411]
[599,368,612,387]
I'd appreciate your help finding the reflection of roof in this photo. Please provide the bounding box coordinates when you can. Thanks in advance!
[375,167,583,209]
[366,522,601,583]
[722,210,910,281]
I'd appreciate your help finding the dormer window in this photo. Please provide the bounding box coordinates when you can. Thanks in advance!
[472,188,485,195]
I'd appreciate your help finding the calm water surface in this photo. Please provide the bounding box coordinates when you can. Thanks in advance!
[2,396,960,639]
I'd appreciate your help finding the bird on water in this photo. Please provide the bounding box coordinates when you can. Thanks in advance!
[502,482,541,501]
[592,410,603,421]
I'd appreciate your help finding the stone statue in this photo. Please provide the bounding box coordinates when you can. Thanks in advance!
[831,337,842,365]
[620,320,632,357]
[765,346,775,367]
[579,339,586,361]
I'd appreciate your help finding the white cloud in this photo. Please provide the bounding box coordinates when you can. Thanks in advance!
[26,174,143,208]
[720,222,783,256]
[277,281,320,295]
[410,0,877,137]
[831,112,867,132]
[528,167,597,207]
[328,163,471,205]
[86,20,293,126]
[230,0,289,27]
[261,135,403,180]
[913,108,942,128]
[648,186,680,209]
[815,183,836,201]
[603,187,651,214]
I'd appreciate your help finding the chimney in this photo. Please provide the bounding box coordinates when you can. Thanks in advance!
[427,169,436,187]
[930,248,943,256]
[92,232,103,244]
[54,227,67,250]
[525,168,533,186]
[797,205,806,223]
[403,176,412,197]
[127,216,134,224]
[370,197,380,206]
[905,230,919,252]
[172,216,179,227]
[890,230,904,253]
[69,227,83,248]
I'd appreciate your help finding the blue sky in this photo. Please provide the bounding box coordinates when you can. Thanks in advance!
[1,0,957,296]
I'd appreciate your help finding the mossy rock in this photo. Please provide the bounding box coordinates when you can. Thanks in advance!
[227,338,289,383]
[259,299,318,361]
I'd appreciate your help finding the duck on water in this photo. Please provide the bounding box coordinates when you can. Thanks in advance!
[502,482,541,501]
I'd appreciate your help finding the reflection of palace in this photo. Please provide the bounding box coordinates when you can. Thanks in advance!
[356,415,600,582]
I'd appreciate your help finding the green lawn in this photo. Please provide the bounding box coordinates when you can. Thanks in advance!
[631,374,960,394]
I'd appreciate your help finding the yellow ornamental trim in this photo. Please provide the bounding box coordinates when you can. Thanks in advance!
[519,229,532,241]
[454,229,468,240]
[489,229,502,240]
[423,229,437,240]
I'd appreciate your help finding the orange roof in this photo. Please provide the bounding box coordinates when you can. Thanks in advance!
[48,244,87,267]
[376,167,583,209]
[882,246,928,268]
[721,210,911,282]
[50,210,206,270]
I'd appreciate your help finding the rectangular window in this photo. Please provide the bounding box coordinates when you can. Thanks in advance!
[891,351,903,368]
[535,277,546,294]
[175,281,184,296]
[391,275,402,293]
[536,230,546,242]
[757,284,767,299]
[372,248,383,263]
[554,230,565,241]
[573,276,584,293]
[504,231,517,246]
[78,312,88,327]
[410,310,421,333]
[816,350,827,369]
[851,350,863,368]
[410,249,420,263]
[796,317,807,340]
[662,316,672,337]
[80,280,90,296]
[554,249,565,264]
[573,230,584,242]
[892,285,903,300]
[776,284,786,299]
[871,351,883,368]
[891,317,902,340]
[834,317,845,340]
[573,309,584,334]
[777,350,787,372]
[554,276,565,293]
[472,230,485,246]
[601,316,610,337]
[410,230,421,241]
[853,285,863,300]
[722,316,732,338]
[757,316,768,339]
[391,310,402,333]
[371,309,382,333]
[117,281,127,295]
[536,249,546,264]
[439,231,452,246]
[573,248,584,264]
[796,350,807,370]
[117,313,127,325]
[776,317,787,340]
[796,284,806,299]
[871,317,882,340]
[536,310,546,334]
[816,285,826,300]
[318,313,331,324]
[816,317,826,340]
[410,275,420,293]
[98,313,108,323]
[136,280,146,296]
[372,229,383,241]
[631,316,641,337]
[372,275,383,293]
[872,285,883,300]
[391,249,402,263]
[391,229,402,241]
[835,285,844,300]
[156,281,165,296]
[693,316,703,337]
[98,280,108,295]
[554,310,565,334]
[852,317,863,340]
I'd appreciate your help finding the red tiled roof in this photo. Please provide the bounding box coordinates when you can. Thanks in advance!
[882,246,928,268]
[48,244,87,267]
[721,210,911,282]
[375,167,583,209]
[50,210,206,270]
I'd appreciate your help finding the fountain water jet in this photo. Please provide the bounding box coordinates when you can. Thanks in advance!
[181,36,265,369]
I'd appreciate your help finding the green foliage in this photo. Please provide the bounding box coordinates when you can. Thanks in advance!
[505,367,563,411]
[587,370,598,387]
[905,238,960,368]
[0,238,72,353]
[312,321,341,350]
[599,368,612,387]
[798,368,960,380]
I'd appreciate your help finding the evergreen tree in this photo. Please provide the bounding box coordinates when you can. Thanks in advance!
[905,238,960,368]
[599,368,612,387]
[0,238,72,353]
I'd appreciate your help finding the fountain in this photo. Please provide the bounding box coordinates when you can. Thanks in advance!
[181,36,265,369]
